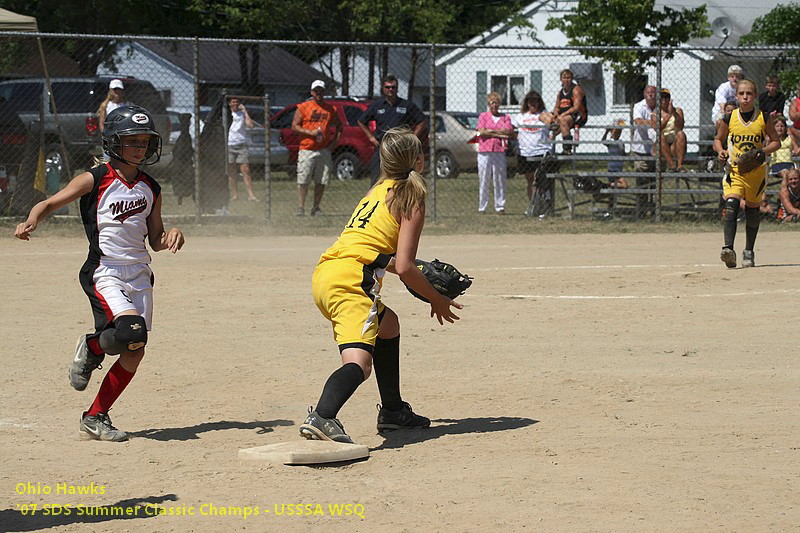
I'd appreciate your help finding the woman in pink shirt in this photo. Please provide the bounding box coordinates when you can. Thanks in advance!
[476,92,513,214]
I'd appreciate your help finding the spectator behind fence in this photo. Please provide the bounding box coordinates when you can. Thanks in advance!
[718,101,738,128]
[631,86,658,215]
[601,119,629,190]
[759,75,786,117]
[709,101,738,173]
[97,79,130,132]
[170,113,194,205]
[358,74,427,185]
[778,167,800,222]
[712,65,742,123]
[550,69,587,155]
[512,90,555,217]
[476,92,513,214]
[769,116,798,182]
[652,89,687,172]
[789,81,800,131]
[292,80,343,216]
[226,97,257,202]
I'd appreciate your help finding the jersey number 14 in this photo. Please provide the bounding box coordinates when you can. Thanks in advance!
[346,200,379,229]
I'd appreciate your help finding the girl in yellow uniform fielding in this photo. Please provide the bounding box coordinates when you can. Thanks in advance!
[714,80,780,268]
[300,127,463,444]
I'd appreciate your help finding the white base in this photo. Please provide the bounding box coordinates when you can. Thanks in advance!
[238,440,370,465]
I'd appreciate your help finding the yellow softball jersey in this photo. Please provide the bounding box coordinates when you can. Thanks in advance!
[723,108,768,203]
[728,108,768,176]
[313,179,401,351]
[319,179,400,269]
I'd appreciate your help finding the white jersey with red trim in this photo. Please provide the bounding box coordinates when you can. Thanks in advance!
[79,163,161,266]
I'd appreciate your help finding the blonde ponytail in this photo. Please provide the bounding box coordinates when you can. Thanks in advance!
[96,89,115,118]
[377,126,428,220]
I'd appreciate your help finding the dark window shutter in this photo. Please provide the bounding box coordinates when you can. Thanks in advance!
[476,71,487,113]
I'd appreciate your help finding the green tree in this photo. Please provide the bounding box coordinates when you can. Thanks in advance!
[2,0,531,95]
[188,0,314,94]
[334,0,530,97]
[546,0,711,81]
[0,0,207,74]
[191,0,530,97]
[740,2,800,93]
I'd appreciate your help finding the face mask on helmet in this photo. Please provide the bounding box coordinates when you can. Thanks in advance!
[102,105,162,166]
[104,134,162,165]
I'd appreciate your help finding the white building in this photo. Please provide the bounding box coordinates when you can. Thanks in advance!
[436,0,779,150]
[98,41,332,116]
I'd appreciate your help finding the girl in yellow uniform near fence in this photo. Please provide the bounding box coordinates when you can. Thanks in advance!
[299,127,463,444]
[714,80,779,268]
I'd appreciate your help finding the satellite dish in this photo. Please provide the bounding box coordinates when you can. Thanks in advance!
[711,17,732,39]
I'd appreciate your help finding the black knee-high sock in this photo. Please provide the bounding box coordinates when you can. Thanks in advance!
[744,206,760,251]
[373,335,402,411]
[723,198,739,248]
[315,363,365,419]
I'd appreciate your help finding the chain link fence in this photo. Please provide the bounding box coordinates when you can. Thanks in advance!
[0,32,795,226]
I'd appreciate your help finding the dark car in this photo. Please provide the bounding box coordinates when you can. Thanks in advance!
[270,98,375,180]
[242,105,290,169]
[0,77,170,183]
[0,99,27,213]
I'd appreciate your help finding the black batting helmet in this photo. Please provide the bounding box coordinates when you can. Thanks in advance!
[102,105,162,165]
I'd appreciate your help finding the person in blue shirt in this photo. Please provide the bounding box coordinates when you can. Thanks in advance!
[358,75,427,185]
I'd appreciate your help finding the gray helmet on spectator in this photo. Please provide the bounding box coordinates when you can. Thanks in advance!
[102,105,162,165]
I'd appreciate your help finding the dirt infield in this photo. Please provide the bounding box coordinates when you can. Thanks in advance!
[2,232,799,531]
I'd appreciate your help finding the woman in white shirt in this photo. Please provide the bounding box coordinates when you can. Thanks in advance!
[511,91,555,215]
[97,79,130,132]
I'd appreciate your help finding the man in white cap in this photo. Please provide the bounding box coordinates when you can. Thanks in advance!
[712,65,742,123]
[291,80,342,216]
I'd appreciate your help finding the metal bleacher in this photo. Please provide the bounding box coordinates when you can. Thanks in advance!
[545,123,781,220]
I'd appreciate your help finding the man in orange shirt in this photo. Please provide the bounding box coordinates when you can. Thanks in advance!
[292,80,343,216]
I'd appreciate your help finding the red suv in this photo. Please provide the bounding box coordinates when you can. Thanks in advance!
[270,98,374,180]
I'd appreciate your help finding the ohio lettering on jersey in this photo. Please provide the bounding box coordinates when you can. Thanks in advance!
[109,197,148,222]
[729,133,765,146]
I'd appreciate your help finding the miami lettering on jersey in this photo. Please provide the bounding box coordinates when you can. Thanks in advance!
[109,197,148,222]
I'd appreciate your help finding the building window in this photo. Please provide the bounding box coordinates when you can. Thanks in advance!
[613,73,648,106]
[491,75,525,106]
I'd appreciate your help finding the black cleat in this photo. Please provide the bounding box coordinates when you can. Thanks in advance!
[80,411,128,442]
[69,335,104,391]
[377,402,431,432]
[742,249,755,268]
[720,247,737,269]
[299,408,354,444]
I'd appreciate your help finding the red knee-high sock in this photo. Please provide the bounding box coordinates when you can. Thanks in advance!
[86,361,135,416]
[86,335,103,357]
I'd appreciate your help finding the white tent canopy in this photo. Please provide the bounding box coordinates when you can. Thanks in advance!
[0,8,38,32]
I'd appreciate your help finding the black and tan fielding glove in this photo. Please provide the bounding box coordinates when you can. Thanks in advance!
[734,148,765,174]
[405,258,472,303]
